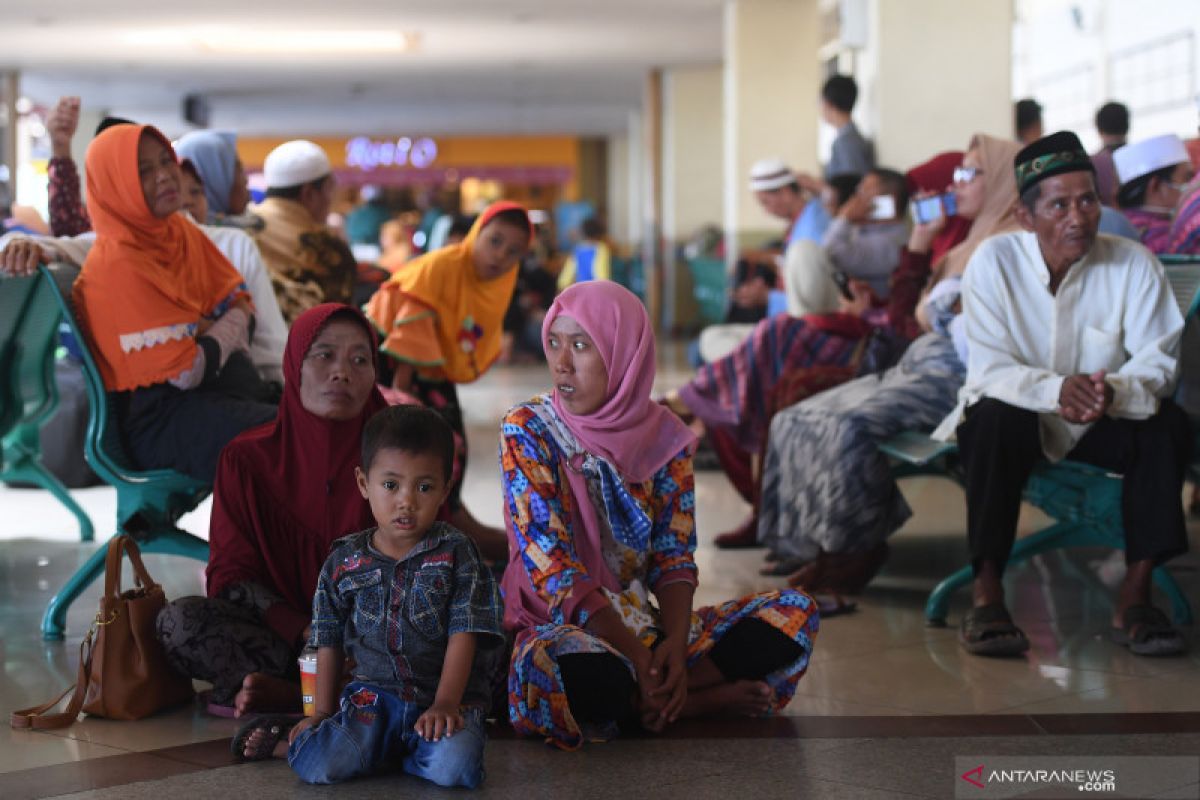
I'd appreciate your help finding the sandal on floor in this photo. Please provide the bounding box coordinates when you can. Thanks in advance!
[198,690,238,719]
[958,604,1030,657]
[231,714,298,762]
[786,543,890,595]
[714,516,762,549]
[1110,604,1188,657]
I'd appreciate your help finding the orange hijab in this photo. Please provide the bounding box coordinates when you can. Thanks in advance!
[384,201,531,383]
[73,125,248,391]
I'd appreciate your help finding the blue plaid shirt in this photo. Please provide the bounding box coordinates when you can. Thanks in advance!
[310,522,504,708]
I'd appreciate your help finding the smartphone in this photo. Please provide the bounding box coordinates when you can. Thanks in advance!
[911,192,958,224]
[868,195,896,221]
[831,270,854,301]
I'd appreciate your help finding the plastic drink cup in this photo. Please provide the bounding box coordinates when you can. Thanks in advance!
[298,648,318,717]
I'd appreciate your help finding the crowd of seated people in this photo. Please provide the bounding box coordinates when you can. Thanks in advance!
[2,82,1200,786]
[660,94,1199,637]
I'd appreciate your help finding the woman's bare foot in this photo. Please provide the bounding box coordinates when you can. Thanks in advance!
[683,680,773,718]
[234,673,302,717]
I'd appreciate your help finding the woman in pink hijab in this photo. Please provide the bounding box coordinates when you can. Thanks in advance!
[499,281,819,750]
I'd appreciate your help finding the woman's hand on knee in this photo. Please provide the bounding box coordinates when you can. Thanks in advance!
[647,637,688,726]
[631,647,665,719]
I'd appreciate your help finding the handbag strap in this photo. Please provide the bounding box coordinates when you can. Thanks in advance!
[103,535,158,599]
[10,629,95,730]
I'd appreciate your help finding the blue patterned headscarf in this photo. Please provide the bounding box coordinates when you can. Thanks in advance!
[174,130,238,219]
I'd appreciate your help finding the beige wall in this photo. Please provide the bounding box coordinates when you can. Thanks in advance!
[867,0,1013,170]
[607,110,644,250]
[662,65,724,328]
[663,65,725,240]
[724,0,821,253]
[606,132,631,246]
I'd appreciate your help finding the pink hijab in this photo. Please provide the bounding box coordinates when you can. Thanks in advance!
[543,281,696,482]
[501,282,697,631]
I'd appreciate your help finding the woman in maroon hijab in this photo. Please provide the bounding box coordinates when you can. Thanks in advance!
[157,303,388,716]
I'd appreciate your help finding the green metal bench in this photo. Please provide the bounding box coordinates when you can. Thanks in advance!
[611,255,646,301]
[39,262,212,640]
[686,256,729,325]
[0,270,94,542]
[881,257,1200,627]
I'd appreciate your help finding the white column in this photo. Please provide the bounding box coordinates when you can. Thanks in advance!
[868,0,1013,168]
[723,0,821,266]
[606,132,630,246]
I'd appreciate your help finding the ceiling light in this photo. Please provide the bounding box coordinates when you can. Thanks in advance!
[119,27,417,55]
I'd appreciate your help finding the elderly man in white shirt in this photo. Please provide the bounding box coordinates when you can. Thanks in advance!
[938,131,1190,658]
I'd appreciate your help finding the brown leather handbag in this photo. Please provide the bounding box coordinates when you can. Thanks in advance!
[10,535,194,729]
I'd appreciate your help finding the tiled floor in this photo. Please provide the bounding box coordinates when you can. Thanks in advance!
[2,352,1199,798]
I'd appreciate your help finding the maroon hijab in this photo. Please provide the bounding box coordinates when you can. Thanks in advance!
[904,150,972,267]
[206,304,388,642]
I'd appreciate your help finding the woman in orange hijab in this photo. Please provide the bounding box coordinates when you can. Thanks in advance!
[73,124,276,482]
[365,202,532,558]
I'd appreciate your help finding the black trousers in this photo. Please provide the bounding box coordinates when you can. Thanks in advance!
[957,398,1191,575]
[118,351,277,483]
[558,618,804,725]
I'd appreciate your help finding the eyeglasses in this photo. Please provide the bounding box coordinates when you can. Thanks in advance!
[953,166,982,184]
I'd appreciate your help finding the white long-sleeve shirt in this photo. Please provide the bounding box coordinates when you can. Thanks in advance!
[932,230,1182,460]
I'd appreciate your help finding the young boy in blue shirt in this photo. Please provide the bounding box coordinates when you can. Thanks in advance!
[234,405,503,787]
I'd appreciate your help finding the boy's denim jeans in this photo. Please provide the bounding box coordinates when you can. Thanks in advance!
[287,681,486,788]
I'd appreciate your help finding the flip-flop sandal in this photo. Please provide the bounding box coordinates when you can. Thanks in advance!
[231,714,299,762]
[1110,604,1188,657]
[198,690,238,718]
[958,603,1030,657]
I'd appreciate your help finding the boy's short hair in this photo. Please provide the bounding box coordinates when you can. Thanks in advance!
[826,173,862,209]
[1095,101,1130,137]
[361,405,455,483]
[1014,99,1043,134]
[821,75,858,114]
[581,216,606,239]
[868,167,911,211]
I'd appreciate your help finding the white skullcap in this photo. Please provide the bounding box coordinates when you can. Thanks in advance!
[748,158,796,192]
[1113,134,1189,186]
[263,140,332,188]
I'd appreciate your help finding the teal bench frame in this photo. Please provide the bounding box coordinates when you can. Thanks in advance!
[686,256,730,325]
[39,262,211,640]
[880,256,1200,627]
[0,270,94,543]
